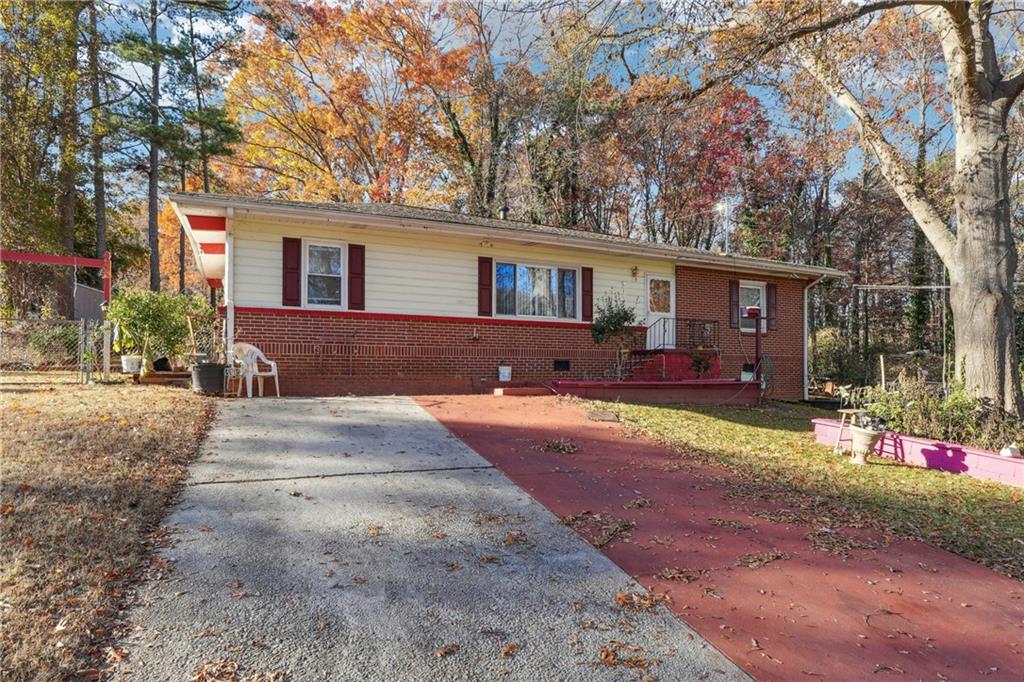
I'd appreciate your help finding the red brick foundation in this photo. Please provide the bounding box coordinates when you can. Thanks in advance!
[231,264,810,399]
[232,308,640,396]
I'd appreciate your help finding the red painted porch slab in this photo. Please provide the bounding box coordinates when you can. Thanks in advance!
[551,379,759,405]
[814,418,1024,488]
[419,395,1024,681]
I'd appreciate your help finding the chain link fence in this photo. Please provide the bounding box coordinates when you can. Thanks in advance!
[0,319,111,384]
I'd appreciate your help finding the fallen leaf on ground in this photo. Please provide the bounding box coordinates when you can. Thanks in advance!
[709,517,752,530]
[736,550,790,569]
[561,511,636,547]
[433,644,460,658]
[504,530,528,545]
[191,658,238,682]
[540,437,578,454]
[655,567,707,583]
[615,591,668,611]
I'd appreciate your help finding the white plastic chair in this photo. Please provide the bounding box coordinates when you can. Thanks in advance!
[231,342,280,398]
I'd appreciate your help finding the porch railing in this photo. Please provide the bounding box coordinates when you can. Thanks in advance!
[645,318,720,351]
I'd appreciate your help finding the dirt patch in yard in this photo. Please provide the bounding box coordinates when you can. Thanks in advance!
[0,382,214,681]
[419,395,1024,682]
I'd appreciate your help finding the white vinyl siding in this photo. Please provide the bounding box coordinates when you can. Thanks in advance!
[230,217,672,320]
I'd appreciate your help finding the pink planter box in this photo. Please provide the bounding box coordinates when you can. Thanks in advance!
[812,418,1024,488]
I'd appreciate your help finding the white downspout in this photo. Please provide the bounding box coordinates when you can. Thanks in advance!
[803,275,825,401]
[225,207,235,362]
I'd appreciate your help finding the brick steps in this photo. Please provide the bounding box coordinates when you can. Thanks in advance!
[625,350,721,382]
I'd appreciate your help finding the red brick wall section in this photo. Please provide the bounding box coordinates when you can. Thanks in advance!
[675,266,810,400]
[230,265,811,398]
[232,309,641,396]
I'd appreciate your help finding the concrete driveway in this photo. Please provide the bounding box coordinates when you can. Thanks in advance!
[116,396,745,681]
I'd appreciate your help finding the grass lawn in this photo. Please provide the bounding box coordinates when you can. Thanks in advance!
[598,400,1024,581]
[1,382,214,681]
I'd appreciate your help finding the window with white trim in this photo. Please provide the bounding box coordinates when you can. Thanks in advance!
[495,262,577,319]
[304,241,344,307]
[739,281,766,333]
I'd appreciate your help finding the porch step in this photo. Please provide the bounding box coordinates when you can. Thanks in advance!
[624,350,721,382]
[493,387,552,396]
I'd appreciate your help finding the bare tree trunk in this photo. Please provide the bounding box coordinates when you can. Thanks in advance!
[947,106,1022,413]
[56,4,83,318]
[88,1,106,261]
[187,6,211,193]
[147,0,160,292]
[179,165,186,292]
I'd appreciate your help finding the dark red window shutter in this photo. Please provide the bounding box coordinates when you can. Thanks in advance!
[729,279,739,328]
[581,267,594,321]
[766,282,778,331]
[282,237,301,306]
[348,244,365,310]
[478,257,493,316]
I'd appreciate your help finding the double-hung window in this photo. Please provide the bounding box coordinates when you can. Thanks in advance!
[304,241,345,307]
[739,281,766,333]
[495,262,577,319]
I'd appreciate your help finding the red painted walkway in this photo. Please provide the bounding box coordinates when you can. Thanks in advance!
[418,395,1024,681]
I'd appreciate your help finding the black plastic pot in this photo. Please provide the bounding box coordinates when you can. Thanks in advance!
[191,363,227,395]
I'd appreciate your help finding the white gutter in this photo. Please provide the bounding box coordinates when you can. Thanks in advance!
[225,207,235,362]
[803,275,826,401]
[170,195,844,281]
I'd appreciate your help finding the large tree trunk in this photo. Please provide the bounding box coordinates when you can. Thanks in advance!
[947,105,1022,414]
[89,1,106,261]
[147,0,160,292]
[56,4,83,319]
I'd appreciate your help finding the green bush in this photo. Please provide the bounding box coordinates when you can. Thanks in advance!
[812,326,880,385]
[591,293,638,345]
[105,290,212,358]
[857,376,1024,451]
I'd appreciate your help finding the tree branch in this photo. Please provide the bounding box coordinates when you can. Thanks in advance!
[797,50,957,265]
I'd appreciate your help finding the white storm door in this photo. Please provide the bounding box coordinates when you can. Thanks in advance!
[645,275,675,350]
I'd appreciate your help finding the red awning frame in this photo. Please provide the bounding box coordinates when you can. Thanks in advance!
[0,250,112,302]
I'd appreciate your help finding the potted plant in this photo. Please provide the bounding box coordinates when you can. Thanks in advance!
[105,296,143,373]
[187,309,227,395]
[106,290,206,376]
[849,414,887,465]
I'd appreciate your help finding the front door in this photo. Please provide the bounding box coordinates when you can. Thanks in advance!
[645,275,675,350]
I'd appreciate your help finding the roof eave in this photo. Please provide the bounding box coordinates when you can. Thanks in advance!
[169,194,845,281]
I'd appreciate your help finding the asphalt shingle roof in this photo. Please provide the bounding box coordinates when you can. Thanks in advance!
[170,193,844,278]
